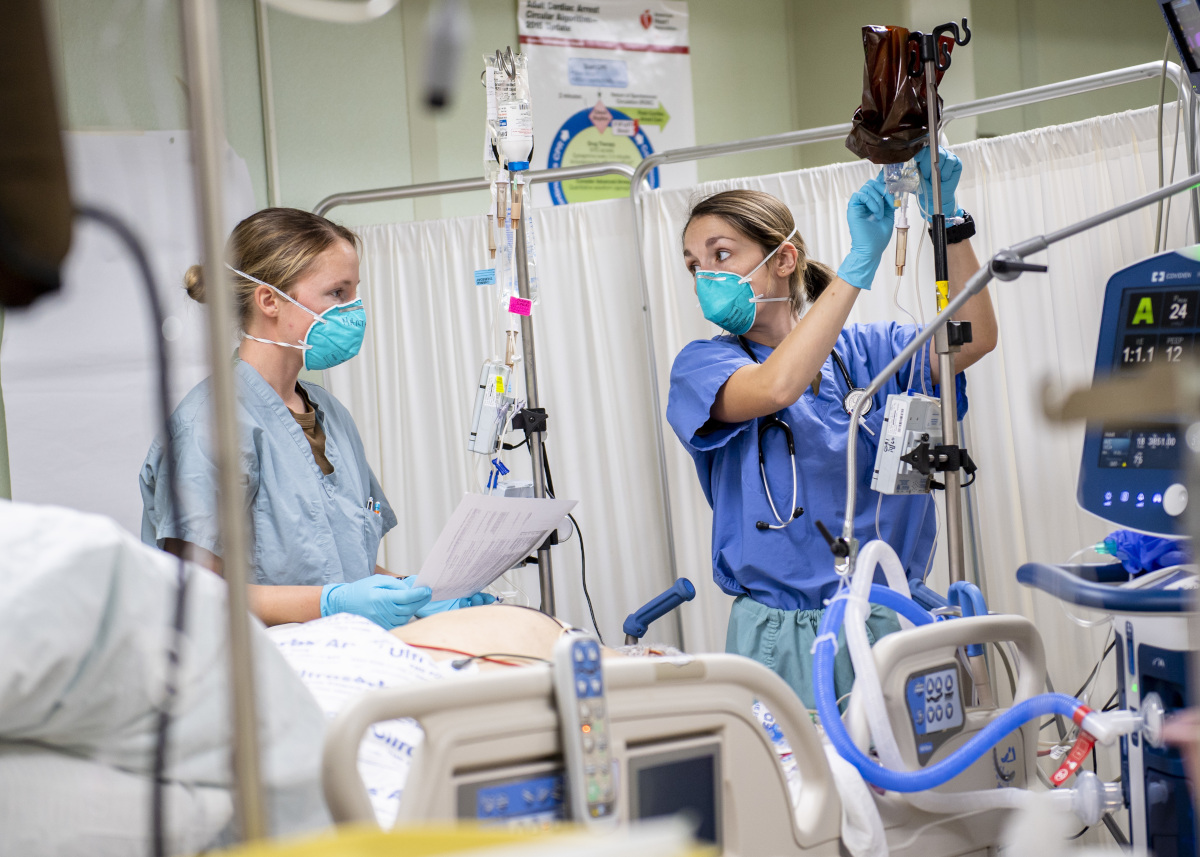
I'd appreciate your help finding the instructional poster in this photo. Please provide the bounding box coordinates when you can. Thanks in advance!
[518,0,697,206]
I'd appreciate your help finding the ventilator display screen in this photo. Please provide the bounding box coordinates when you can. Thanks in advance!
[1098,428,1180,470]
[1099,284,1190,471]
[1080,249,1200,534]
[1115,287,1198,367]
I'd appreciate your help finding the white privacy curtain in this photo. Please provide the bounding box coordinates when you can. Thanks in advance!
[328,200,673,644]
[333,105,1190,695]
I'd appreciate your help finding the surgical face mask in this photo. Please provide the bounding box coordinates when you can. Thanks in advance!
[693,226,797,336]
[228,264,366,371]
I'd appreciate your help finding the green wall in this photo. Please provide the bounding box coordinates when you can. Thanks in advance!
[42,0,1175,224]
[972,0,1170,139]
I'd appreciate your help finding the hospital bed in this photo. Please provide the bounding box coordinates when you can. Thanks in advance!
[321,612,1050,856]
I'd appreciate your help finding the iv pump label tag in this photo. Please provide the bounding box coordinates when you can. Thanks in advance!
[474,268,496,286]
[508,296,533,316]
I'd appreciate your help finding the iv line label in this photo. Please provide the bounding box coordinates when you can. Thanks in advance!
[475,269,497,286]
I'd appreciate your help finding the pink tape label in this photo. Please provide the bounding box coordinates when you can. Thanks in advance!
[508,296,533,316]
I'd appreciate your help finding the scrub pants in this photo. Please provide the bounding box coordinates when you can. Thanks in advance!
[726,595,901,711]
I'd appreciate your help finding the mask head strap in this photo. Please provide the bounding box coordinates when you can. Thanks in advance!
[226,263,327,324]
[739,224,799,284]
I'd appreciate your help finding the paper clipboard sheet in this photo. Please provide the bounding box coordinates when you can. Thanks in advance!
[413,493,577,599]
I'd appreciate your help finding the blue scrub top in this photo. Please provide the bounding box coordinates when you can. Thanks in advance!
[140,359,397,586]
[667,322,967,612]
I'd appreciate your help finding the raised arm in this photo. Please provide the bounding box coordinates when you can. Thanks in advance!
[929,239,996,382]
[713,174,896,423]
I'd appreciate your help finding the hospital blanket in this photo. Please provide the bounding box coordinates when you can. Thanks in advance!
[268,614,456,828]
[0,500,330,854]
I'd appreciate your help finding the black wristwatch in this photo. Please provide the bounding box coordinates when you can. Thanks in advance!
[930,211,975,244]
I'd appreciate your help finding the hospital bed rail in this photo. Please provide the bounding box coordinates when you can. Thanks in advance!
[323,653,841,853]
[321,625,1063,856]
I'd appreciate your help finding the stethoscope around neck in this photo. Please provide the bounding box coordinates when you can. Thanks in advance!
[736,335,875,531]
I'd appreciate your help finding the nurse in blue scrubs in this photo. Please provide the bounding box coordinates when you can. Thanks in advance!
[667,150,997,707]
[141,208,489,628]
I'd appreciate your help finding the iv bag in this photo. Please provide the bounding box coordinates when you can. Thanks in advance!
[845,25,954,164]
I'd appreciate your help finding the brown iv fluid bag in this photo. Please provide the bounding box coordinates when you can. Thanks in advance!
[845,26,953,164]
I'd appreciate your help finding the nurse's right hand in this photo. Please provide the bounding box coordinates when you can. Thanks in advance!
[836,172,895,290]
[320,576,433,629]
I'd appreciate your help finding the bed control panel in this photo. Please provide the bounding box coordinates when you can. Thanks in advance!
[906,662,965,765]
[553,633,617,827]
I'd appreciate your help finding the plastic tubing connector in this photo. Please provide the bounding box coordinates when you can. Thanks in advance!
[623,578,696,640]
[814,593,1084,792]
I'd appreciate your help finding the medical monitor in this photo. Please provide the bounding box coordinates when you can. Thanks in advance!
[626,738,722,846]
[1159,0,1200,90]
[454,737,723,843]
[1077,246,1200,535]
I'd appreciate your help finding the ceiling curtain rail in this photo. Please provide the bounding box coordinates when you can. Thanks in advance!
[313,161,642,217]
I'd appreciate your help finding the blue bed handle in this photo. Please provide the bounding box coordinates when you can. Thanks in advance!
[623,578,696,641]
[948,581,988,657]
[1016,562,1191,613]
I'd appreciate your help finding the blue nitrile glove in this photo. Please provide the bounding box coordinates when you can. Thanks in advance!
[914,145,963,221]
[415,591,497,619]
[836,172,895,290]
[320,575,433,629]
[1100,530,1189,576]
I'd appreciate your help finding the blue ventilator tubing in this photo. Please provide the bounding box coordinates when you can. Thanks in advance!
[867,584,937,628]
[623,578,696,640]
[814,591,1084,793]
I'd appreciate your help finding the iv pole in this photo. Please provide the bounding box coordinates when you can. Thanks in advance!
[180,0,267,842]
[910,20,972,586]
[513,172,557,616]
[492,47,556,615]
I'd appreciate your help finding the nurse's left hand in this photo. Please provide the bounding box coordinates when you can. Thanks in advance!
[320,575,433,629]
[914,145,963,221]
[415,591,497,618]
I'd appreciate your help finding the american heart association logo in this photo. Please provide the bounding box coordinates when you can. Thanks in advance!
[640,10,653,29]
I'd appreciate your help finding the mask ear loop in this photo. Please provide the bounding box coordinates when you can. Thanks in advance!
[225,263,328,325]
[226,263,327,353]
[240,333,311,352]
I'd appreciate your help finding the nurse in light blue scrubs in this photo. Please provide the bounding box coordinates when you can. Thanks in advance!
[141,208,490,628]
[667,150,997,708]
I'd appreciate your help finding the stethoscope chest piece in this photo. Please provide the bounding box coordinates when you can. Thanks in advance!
[830,349,876,437]
[843,387,873,418]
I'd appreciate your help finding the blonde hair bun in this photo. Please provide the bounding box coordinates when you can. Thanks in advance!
[183,264,206,303]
